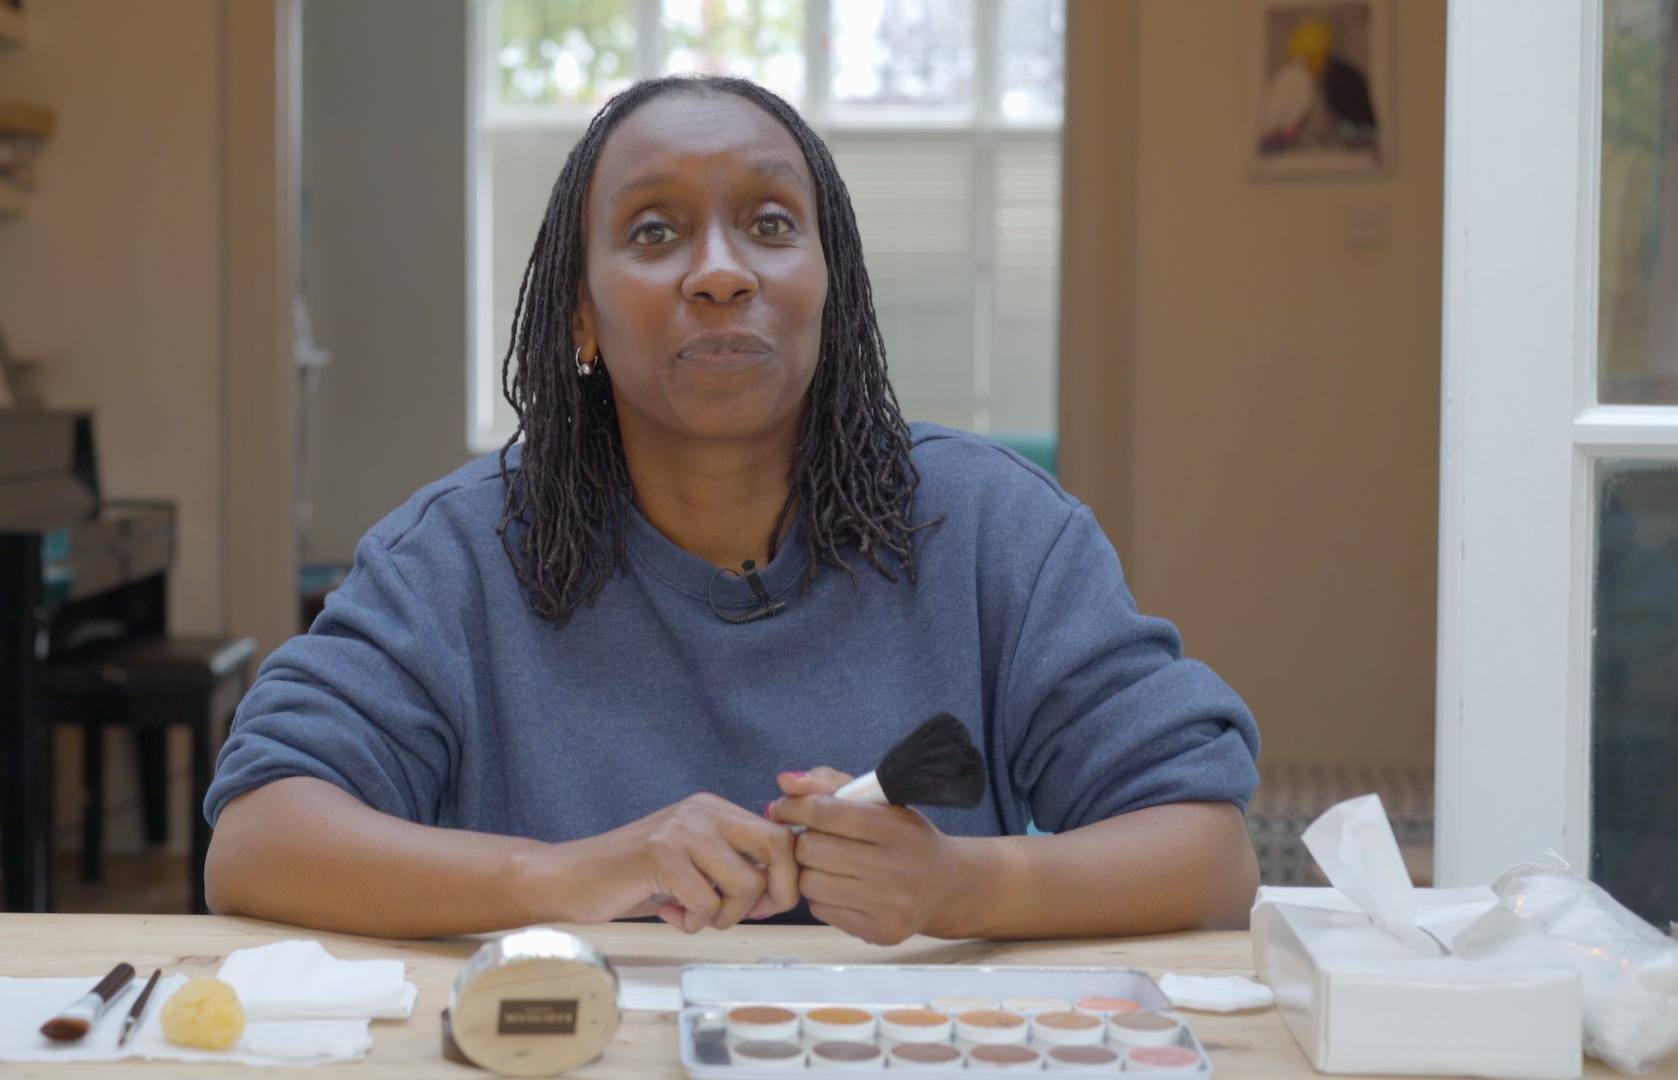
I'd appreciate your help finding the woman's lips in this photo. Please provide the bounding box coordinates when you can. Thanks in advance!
[676,332,773,371]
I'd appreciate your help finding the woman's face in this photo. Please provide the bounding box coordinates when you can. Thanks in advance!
[575,92,829,447]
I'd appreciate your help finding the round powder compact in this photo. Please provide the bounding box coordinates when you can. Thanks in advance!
[731,1040,805,1069]
[1001,994,1069,1014]
[880,1007,953,1045]
[1123,1045,1203,1072]
[1047,1045,1123,1073]
[448,928,619,1078]
[890,1042,965,1070]
[809,1040,883,1070]
[804,1006,876,1044]
[725,1005,799,1045]
[1108,1010,1186,1048]
[954,1009,1028,1048]
[930,994,997,1015]
[1030,1009,1106,1048]
[1074,995,1143,1018]
[969,1043,1044,1070]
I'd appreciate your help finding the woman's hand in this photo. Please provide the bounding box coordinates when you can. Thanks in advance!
[769,768,972,946]
[576,793,800,933]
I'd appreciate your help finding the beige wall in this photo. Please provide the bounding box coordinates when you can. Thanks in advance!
[0,0,225,634]
[1063,0,1445,767]
[0,0,226,856]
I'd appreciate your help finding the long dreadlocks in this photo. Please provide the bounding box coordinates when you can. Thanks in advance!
[497,75,930,625]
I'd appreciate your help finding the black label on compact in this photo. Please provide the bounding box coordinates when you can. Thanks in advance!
[497,999,579,1035]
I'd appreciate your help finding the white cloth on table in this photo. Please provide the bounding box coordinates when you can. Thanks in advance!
[0,939,417,1066]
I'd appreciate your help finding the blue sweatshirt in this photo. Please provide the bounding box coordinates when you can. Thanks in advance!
[206,425,1258,855]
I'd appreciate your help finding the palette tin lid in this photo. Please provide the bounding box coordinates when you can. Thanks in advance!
[676,964,1171,1011]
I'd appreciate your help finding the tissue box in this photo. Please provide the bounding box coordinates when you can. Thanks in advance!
[1252,886,1582,1078]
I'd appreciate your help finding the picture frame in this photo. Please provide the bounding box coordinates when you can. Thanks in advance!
[1251,0,1393,177]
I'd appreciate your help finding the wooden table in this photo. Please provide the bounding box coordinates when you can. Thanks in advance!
[0,915,1666,1078]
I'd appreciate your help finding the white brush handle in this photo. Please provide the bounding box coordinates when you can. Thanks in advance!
[832,770,886,805]
[790,770,886,833]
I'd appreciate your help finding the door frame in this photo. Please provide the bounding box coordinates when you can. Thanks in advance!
[221,0,299,660]
[1436,0,1678,886]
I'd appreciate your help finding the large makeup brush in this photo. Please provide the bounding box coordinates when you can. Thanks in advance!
[834,712,986,810]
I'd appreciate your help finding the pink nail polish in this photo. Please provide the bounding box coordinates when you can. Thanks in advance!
[790,770,809,778]
[764,801,775,817]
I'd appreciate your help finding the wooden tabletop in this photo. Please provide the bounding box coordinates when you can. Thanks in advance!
[0,915,1663,1078]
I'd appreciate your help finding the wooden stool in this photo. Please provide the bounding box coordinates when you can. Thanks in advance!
[45,636,257,913]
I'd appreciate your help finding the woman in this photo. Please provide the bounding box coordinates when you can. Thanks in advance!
[204,75,1260,943]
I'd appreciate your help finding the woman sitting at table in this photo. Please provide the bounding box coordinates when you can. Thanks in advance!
[204,76,1260,943]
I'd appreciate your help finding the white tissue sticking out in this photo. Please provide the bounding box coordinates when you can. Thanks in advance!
[1157,973,1274,1012]
[1493,861,1678,1076]
[1301,793,1451,955]
[217,940,416,1022]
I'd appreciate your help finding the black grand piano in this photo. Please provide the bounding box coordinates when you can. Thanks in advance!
[1,409,174,912]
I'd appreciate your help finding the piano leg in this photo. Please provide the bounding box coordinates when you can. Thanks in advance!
[1,533,54,913]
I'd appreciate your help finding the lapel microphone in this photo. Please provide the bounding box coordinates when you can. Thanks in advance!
[708,559,786,624]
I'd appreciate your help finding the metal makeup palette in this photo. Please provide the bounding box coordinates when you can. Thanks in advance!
[676,964,1212,1077]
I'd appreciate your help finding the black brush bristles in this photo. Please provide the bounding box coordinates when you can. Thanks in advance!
[875,712,986,809]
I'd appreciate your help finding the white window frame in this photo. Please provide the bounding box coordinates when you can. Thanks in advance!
[464,0,1063,455]
[1437,0,1678,886]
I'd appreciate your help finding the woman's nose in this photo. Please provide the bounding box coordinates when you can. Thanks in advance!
[682,222,758,304]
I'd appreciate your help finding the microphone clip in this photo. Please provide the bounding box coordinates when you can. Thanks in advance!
[708,559,786,624]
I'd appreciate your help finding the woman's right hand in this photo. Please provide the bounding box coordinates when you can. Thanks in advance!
[571,793,800,933]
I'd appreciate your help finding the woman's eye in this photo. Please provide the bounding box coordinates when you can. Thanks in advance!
[631,221,674,245]
[752,212,795,237]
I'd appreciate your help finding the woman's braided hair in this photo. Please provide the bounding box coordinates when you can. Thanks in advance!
[497,75,928,625]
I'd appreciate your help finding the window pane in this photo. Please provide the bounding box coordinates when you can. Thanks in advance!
[830,0,977,113]
[999,0,1065,123]
[989,138,1061,436]
[487,129,578,439]
[830,137,978,428]
[496,0,636,108]
[1599,0,1678,403]
[1591,459,1678,924]
[663,0,805,107]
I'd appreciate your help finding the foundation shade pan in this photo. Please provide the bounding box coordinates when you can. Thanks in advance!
[1107,1010,1186,1048]
[889,1041,965,1069]
[1001,994,1070,1014]
[1030,1008,1107,1047]
[879,1006,953,1044]
[731,1039,806,1069]
[802,1006,876,1043]
[969,1043,1045,1070]
[808,1040,884,1070]
[1048,1044,1124,1072]
[1074,995,1144,1018]
[929,994,997,1014]
[1123,1044,1204,1072]
[954,1008,1029,1047]
[725,1005,800,1044]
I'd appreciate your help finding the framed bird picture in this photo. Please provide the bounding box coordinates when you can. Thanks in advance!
[1251,0,1393,176]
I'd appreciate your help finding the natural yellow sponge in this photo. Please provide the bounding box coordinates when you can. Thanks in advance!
[160,976,246,1051]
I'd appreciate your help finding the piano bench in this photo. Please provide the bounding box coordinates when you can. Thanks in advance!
[43,635,258,914]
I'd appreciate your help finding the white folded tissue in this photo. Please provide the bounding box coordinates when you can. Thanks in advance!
[1252,794,1584,1079]
[0,939,417,1066]
[1254,793,1678,1078]
[1156,973,1274,1012]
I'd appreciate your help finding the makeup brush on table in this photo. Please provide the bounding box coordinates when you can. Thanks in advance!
[799,713,985,825]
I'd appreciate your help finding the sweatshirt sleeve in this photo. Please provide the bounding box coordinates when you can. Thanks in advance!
[203,530,468,827]
[996,505,1260,833]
